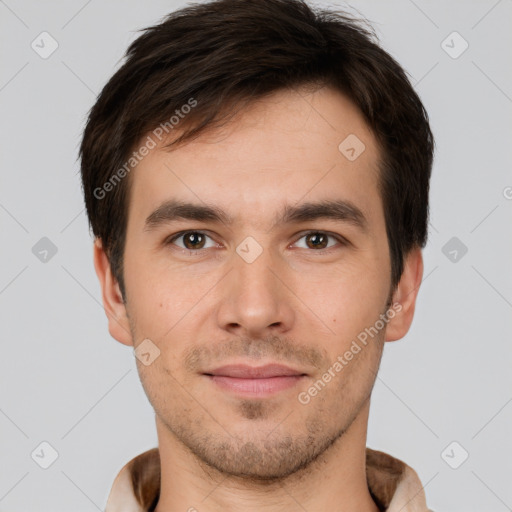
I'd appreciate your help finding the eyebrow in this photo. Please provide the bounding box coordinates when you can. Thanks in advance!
[144,198,368,232]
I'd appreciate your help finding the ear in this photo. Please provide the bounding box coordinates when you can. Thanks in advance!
[385,247,423,342]
[93,238,133,346]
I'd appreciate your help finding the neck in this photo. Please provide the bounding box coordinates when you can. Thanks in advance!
[154,399,379,512]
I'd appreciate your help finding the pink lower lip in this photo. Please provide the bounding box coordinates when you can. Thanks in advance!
[208,375,304,396]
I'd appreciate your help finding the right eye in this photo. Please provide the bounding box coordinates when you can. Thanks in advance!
[166,230,218,251]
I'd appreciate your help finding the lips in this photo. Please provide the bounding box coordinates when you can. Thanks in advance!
[205,364,306,379]
[203,364,307,396]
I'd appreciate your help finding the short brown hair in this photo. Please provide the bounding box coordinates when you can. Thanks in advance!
[80,0,434,300]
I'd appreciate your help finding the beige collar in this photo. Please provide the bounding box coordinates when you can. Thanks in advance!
[106,447,432,512]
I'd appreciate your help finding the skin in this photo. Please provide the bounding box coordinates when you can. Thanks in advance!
[94,86,423,511]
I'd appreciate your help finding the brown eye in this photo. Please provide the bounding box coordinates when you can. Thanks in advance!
[183,232,205,249]
[305,232,329,249]
[169,231,215,250]
[293,231,343,251]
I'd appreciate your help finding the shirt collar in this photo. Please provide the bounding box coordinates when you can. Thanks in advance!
[105,447,431,512]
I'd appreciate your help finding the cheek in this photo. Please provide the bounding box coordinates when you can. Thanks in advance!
[123,249,180,337]
[303,265,387,332]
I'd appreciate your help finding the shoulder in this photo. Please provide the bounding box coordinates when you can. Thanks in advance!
[366,447,431,512]
[105,448,160,512]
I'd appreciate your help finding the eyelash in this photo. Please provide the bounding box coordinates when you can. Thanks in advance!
[165,230,347,253]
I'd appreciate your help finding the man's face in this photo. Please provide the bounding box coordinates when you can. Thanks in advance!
[119,87,394,479]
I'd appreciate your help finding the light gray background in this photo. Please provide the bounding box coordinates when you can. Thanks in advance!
[1,0,511,511]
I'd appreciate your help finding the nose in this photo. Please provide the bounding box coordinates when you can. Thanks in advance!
[215,246,295,338]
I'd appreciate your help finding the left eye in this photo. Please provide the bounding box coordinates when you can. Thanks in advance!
[293,231,341,250]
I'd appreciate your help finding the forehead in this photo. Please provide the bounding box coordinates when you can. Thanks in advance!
[126,86,383,230]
